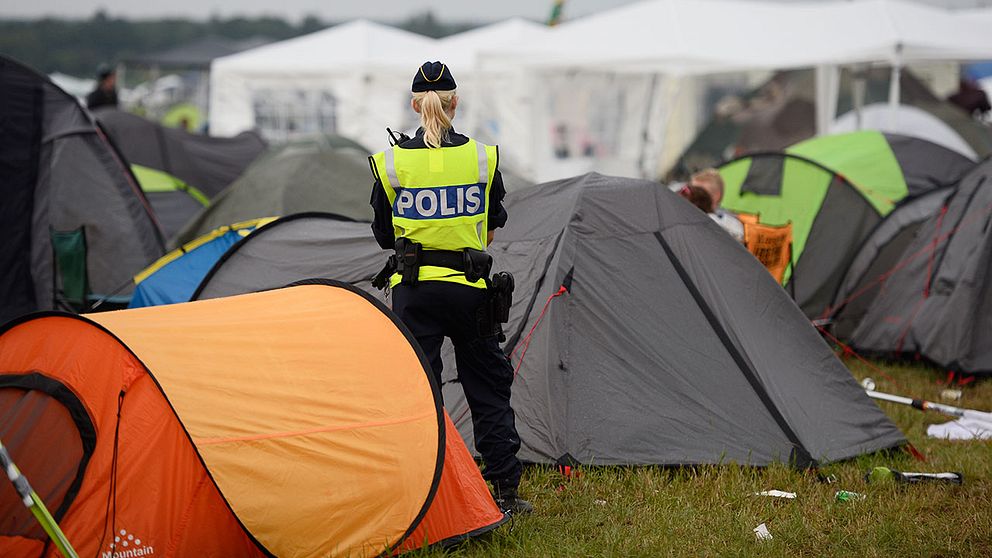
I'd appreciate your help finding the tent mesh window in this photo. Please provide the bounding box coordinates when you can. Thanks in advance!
[0,373,96,539]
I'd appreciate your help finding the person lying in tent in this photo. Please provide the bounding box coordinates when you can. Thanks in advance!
[690,168,744,243]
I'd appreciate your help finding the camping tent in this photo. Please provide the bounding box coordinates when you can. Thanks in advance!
[210,20,435,147]
[475,0,992,181]
[172,140,373,246]
[0,56,165,324]
[828,158,992,375]
[94,108,267,199]
[0,282,505,556]
[826,186,955,340]
[122,36,272,129]
[128,218,273,308]
[670,68,992,179]
[433,18,549,146]
[192,175,905,467]
[94,108,267,239]
[830,103,978,159]
[718,131,974,318]
[193,213,384,301]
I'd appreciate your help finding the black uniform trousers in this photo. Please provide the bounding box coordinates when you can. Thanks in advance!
[392,280,522,491]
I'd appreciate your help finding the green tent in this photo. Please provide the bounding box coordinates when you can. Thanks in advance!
[719,131,973,319]
[171,137,373,247]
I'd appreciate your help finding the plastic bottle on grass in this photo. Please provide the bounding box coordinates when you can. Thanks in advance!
[835,490,866,502]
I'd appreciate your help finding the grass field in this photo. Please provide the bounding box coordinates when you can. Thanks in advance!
[413,360,992,557]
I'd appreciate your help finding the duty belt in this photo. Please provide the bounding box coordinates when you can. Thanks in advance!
[419,250,467,272]
[371,240,493,289]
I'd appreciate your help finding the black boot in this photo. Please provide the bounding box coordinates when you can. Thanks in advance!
[494,486,534,515]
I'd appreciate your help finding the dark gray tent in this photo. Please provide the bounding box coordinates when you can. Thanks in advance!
[94,108,267,198]
[826,186,955,339]
[831,158,992,375]
[193,213,382,301]
[94,108,267,239]
[0,56,165,323]
[172,140,373,246]
[193,175,904,467]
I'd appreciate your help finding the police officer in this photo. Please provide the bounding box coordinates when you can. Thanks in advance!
[369,61,532,514]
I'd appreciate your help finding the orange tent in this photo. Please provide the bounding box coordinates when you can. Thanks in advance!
[0,281,503,557]
[397,412,508,553]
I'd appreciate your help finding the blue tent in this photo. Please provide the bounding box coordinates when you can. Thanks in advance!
[129,218,272,308]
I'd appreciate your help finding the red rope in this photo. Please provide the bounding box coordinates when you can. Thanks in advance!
[819,200,992,321]
[451,285,568,427]
[893,297,927,355]
[817,325,906,391]
[818,326,927,463]
[894,205,945,354]
[922,206,948,299]
[511,285,568,377]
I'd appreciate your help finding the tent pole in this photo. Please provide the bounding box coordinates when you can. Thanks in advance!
[863,385,992,425]
[814,65,839,136]
[888,45,903,128]
[0,439,79,558]
[853,67,867,130]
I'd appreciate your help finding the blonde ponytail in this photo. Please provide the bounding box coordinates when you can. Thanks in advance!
[412,90,456,149]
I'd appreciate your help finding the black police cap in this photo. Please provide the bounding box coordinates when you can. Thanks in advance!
[412,61,456,92]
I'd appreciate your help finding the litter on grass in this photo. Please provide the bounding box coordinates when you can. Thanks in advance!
[753,490,797,499]
[927,417,992,440]
[865,467,964,485]
[835,490,866,502]
[753,523,773,541]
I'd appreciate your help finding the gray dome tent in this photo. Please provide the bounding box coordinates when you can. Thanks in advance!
[94,108,267,239]
[172,139,373,246]
[0,56,165,323]
[830,158,992,376]
[192,213,382,302]
[826,186,955,340]
[193,175,905,467]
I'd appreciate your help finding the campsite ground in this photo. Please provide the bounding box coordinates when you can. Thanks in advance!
[412,361,992,557]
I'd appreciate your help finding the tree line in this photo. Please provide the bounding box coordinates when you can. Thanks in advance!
[0,10,478,78]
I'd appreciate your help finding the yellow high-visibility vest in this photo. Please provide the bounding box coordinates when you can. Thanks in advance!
[371,138,497,288]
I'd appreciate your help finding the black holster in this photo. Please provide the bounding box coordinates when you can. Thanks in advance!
[395,237,422,286]
[477,271,514,341]
[463,248,494,283]
[371,255,397,290]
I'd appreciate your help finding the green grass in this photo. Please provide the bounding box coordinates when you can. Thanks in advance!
[412,360,992,557]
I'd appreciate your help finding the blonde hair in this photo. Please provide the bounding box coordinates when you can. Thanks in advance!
[691,168,725,205]
[412,89,456,149]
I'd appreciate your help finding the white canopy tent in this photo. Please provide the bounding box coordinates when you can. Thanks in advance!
[209,20,436,150]
[474,0,992,181]
[429,18,550,145]
[210,18,552,154]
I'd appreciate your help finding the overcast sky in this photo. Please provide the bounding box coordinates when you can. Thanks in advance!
[2,0,988,22]
[0,0,643,22]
